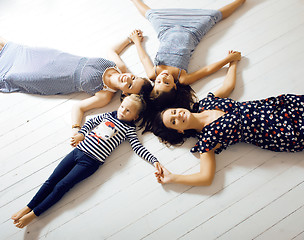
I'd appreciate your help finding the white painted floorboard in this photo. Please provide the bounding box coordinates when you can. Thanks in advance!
[0,0,303,239]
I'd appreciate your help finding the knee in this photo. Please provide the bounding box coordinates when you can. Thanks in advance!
[53,181,73,195]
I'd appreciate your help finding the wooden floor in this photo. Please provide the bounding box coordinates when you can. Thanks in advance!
[1,0,303,239]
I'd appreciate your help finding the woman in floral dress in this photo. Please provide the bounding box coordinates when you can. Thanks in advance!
[150,54,303,186]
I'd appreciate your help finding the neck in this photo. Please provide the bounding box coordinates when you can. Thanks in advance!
[103,68,120,90]
[192,112,207,132]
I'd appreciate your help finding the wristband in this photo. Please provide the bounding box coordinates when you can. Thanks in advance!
[72,124,81,129]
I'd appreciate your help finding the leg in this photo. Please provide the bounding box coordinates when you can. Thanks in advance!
[15,151,100,228]
[218,0,246,20]
[130,0,151,17]
[12,149,79,224]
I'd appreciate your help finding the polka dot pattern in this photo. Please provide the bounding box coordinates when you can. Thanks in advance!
[191,93,304,154]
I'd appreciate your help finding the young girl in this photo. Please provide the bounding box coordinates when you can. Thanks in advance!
[152,57,304,186]
[129,0,245,110]
[11,94,162,228]
[0,33,152,135]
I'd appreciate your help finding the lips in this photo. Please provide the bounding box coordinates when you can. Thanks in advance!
[182,111,188,123]
[118,113,124,119]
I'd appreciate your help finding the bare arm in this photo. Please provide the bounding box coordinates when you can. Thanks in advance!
[214,59,238,98]
[71,91,114,135]
[156,149,217,186]
[129,30,155,80]
[130,0,151,17]
[107,36,132,73]
[179,51,241,85]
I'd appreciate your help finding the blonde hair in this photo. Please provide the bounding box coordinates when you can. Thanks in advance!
[125,94,147,121]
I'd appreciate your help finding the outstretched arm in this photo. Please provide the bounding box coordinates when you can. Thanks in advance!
[214,57,239,98]
[156,149,217,186]
[129,30,155,80]
[179,51,241,85]
[107,35,133,73]
[71,91,114,136]
[130,0,151,17]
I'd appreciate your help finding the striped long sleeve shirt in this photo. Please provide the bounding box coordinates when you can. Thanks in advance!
[76,111,158,165]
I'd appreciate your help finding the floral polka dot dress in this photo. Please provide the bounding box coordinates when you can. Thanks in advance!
[191,92,304,154]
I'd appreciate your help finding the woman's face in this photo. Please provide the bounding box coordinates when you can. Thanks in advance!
[117,96,140,122]
[118,73,146,94]
[162,108,191,133]
[154,70,176,94]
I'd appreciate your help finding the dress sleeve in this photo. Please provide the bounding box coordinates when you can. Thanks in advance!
[190,132,219,154]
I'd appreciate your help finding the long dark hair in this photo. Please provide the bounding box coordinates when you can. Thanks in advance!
[149,111,197,146]
[139,82,197,134]
[150,82,196,111]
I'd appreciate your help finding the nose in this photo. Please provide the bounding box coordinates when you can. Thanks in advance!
[177,111,183,119]
[123,75,131,83]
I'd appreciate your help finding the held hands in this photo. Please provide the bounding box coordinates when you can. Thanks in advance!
[154,163,173,184]
[70,133,85,147]
[226,50,241,62]
[129,29,144,44]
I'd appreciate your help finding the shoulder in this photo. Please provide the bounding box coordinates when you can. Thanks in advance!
[177,70,188,84]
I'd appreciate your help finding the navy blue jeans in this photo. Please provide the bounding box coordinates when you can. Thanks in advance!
[28,148,102,216]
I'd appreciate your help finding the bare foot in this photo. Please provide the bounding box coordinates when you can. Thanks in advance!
[0,36,7,51]
[15,211,37,228]
[11,206,32,224]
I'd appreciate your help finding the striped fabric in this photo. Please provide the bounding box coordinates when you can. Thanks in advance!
[146,8,222,71]
[0,42,116,95]
[77,111,158,164]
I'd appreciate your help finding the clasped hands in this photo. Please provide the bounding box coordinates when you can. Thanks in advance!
[153,162,172,184]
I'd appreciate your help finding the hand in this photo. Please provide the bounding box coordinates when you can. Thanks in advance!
[227,50,241,62]
[129,29,144,44]
[70,133,84,147]
[153,162,163,176]
[155,165,173,184]
[72,127,80,137]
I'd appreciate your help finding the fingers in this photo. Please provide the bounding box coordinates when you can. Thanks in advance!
[132,29,142,35]
[228,50,241,62]
[129,29,144,43]
[156,163,163,175]
[70,137,78,147]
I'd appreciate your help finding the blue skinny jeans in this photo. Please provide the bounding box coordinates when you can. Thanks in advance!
[27,148,102,216]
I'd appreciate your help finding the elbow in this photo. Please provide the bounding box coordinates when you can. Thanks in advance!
[197,173,215,186]
[72,102,85,113]
[204,177,214,186]
[228,84,235,92]
[107,48,118,58]
[178,78,187,85]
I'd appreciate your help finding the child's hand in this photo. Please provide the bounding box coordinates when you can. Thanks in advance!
[155,165,172,184]
[71,127,80,137]
[153,162,163,176]
[129,29,144,44]
[227,50,241,62]
[70,133,84,147]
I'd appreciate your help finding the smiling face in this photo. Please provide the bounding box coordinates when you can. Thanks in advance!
[162,108,192,133]
[153,70,176,95]
[118,73,146,95]
[117,95,141,122]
